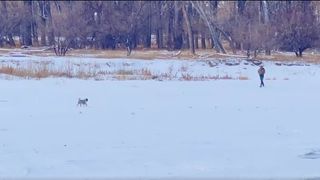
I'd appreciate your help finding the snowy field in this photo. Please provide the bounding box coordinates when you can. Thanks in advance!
[1,56,320,179]
[0,55,318,81]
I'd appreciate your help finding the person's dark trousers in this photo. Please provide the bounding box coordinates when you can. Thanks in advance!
[259,75,264,87]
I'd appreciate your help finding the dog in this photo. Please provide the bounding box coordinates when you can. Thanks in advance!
[77,98,88,107]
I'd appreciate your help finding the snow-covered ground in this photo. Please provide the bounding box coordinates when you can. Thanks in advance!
[0,56,318,81]
[1,56,320,179]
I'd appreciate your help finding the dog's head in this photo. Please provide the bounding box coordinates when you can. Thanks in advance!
[85,98,88,102]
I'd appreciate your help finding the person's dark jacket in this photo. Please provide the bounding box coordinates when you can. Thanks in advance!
[258,67,265,76]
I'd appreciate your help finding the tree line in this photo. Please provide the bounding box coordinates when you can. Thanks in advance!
[0,1,319,57]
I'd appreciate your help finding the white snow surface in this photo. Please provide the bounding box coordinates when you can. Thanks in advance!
[0,56,317,81]
[1,56,320,179]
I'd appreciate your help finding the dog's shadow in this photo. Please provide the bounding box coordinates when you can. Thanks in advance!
[300,149,320,159]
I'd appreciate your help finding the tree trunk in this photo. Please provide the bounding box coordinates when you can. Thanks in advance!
[38,1,52,46]
[156,1,163,48]
[132,30,138,49]
[210,38,214,49]
[297,49,303,57]
[185,35,189,49]
[21,0,33,46]
[46,2,54,46]
[40,18,46,46]
[216,28,236,54]
[32,25,39,46]
[212,28,225,53]
[182,4,195,55]
[261,0,271,55]
[173,2,183,49]
[7,34,16,47]
[144,17,151,48]
[238,0,246,15]
[191,1,226,53]
[167,4,174,50]
[235,42,241,50]
[254,49,258,58]
[31,1,39,46]
[265,49,271,55]
[194,33,199,49]
[157,29,163,49]
[262,1,269,23]
[144,1,152,48]
[1,1,15,47]
[201,33,206,49]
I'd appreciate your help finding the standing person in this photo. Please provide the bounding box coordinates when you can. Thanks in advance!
[258,65,265,87]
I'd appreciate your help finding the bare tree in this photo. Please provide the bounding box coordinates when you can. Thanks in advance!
[37,1,49,46]
[182,2,195,54]
[0,1,23,47]
[191,1,226,53]
[155,1,164,48]
[21,0,33,46]
[51,1,88,56]
[1,0,319,57]
[275,1,318,57]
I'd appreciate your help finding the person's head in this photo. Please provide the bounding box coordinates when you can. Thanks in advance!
[260,65,264,68]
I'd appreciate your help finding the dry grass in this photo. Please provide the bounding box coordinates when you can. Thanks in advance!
[238,75,249,80]
[255,52,320,63]
[0,62,93,79]
[0,64,51,79]
[0,61,249,81]
[179,74,236,81]
[0,61,158,80]
[1,46,311,81]
[72,49,320,64]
